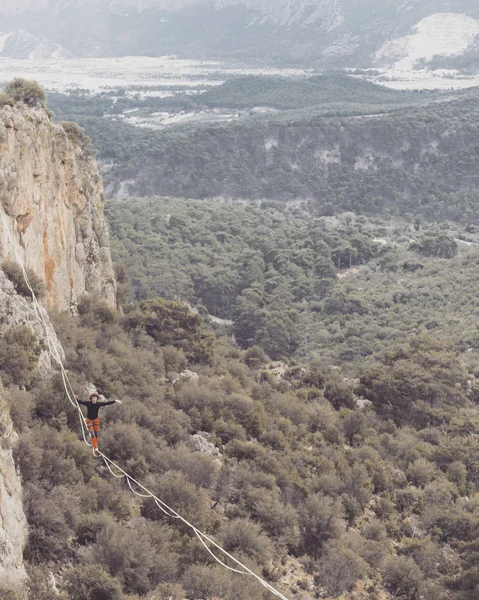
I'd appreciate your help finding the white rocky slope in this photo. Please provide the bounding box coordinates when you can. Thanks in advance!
[375,13,479,69]
[0,29,71,59]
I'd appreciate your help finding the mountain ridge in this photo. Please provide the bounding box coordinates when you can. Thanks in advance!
[0,29,71,58]
[1,1,479,67]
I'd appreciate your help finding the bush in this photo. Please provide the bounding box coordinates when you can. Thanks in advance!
[0,584,25,600]
[64,565,123,600]
[0,92,13,107]
[317,541,369,596]
[145,470,210,531]
[23,483,73,563]
[2,260,46,299]
[182,564,232,600]
[298,493,345,558]
[4,78,46,107]
[150,583,185,600]
[0,326,41,388]
[91,523,165,595]
[6,387,34,431]
[407,458,438,488]
[382,555,423,600]
[162,345,188,373]
[59,121,91,150]
[217,518,273,566]
[26,566,56,600]
[130,298,215,363]
[244,345,269,369]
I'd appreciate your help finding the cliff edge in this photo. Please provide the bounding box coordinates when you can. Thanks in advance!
[0,102,116,310]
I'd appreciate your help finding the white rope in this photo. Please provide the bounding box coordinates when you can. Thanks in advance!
[154,498,181,520]
[127,477,152,498]
[194,530,247,575]
[0,208,291,600]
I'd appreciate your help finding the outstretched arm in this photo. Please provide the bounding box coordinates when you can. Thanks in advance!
[74,394,88,406]
[98,399,123,406]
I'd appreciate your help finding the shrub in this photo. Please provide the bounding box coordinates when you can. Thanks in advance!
[150,583,185,600]
[91,523,163,595]
[100,422,144,464]
[74,511,115,546]
[142,470,210,531]
[4,78,46,107]
[130,298,215,363]
[244,345,269,369]
[2,259,46,299]
[6,387,34,431]
[182,564,232,600]
[317,541,369,597]
[298,493,345,558]
[59,121,91,150]
[26,566,55,600]
[323,371,356,409]
[217,518,274,565]
[64,565,123,600]
[382,555,423,600]
[0,326,41,388]
[23,483,73,563]
[407,458,438,488]
[0,92,13,107]
[0,584,24,600]
[162,345,188,373]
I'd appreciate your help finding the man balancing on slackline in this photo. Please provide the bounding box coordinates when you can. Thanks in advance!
[74,392,122,454]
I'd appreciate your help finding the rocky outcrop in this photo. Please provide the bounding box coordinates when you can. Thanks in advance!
[0,103,116,311]
[0,391,28,587]
[0,268,63,372]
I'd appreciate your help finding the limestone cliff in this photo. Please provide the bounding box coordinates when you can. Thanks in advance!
[0,391,28,587]
[0,103,116,310]
[0,100,117,592]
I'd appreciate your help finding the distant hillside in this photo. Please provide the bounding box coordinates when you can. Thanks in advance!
[89,88,479,223]
[198,74,424,110]
[0,29,71,58]
[2,0,479,68]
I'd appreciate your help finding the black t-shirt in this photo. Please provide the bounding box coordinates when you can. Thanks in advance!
[78,399,115,420]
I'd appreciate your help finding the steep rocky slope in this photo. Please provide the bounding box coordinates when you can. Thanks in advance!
[0,29,71,58]
[0,103,116,310]
[0,390,28,588]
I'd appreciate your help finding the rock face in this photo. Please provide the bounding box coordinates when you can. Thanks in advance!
[0,268,64,373]
[0,103,116,310]
[0,100,117,590]
[0,391,28,587]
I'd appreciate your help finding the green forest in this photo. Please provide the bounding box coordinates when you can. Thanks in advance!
[106,197,479,367]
